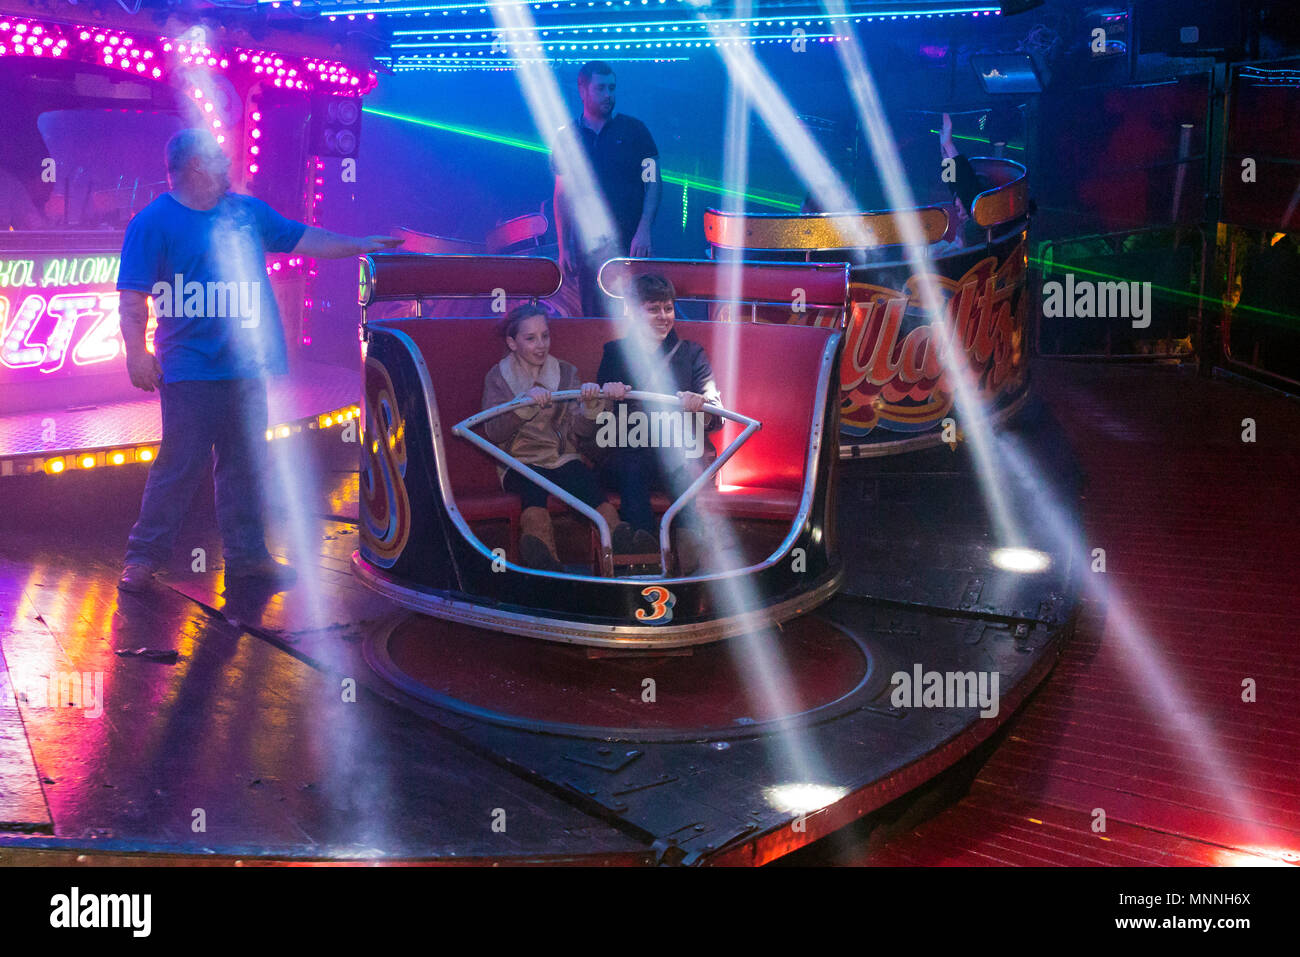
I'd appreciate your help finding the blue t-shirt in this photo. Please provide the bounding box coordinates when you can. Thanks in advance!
[117,192,307,381]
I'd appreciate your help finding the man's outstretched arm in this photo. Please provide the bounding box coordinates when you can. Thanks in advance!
[292,227,403,259]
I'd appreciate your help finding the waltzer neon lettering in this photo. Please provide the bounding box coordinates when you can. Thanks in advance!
[0,291,148,374]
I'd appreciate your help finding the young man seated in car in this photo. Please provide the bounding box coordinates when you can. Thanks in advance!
[595,273,742,573]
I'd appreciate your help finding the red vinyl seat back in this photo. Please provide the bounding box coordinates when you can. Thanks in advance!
[380,317,529,501]
[375,316,832,506]
[676,321,827,492]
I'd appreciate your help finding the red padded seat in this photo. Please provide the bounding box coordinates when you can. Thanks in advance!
[376,316,830,535]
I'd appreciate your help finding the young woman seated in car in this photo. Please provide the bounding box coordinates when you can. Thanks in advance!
[480,304,641,570]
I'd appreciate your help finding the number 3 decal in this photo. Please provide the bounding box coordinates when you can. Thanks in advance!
[636,585,676,624]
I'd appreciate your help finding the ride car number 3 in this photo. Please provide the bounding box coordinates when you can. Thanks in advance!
[636,585,676,624]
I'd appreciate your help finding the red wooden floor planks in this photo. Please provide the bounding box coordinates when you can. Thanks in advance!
[863,362,1300,867]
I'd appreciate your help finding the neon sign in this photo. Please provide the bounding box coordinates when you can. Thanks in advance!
[0,291,137,374]
[0,254,156,378]
[0,255,120,289]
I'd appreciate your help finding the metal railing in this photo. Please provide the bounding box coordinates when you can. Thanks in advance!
[454,390,761,578]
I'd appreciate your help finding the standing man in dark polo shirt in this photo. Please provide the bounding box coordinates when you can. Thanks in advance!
[115,128,400,593]
[553,60,662,317]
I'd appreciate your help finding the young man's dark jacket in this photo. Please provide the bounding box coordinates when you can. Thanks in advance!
[594,327,723,464]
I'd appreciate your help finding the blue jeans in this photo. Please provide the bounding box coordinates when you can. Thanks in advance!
[603,447,702,536]
[125,378,272,571]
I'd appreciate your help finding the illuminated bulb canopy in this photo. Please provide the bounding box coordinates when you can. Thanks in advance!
[989,546,1052,574]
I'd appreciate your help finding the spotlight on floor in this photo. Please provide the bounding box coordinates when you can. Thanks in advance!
[763,783,849,815]
[990,546,1052,574]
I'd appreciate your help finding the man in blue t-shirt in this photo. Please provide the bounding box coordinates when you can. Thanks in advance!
[116,128,401,593]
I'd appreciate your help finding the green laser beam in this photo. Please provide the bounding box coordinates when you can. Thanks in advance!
[662,173,801,210]
[363,105,802,210]
[1030,255,1300,324]
[364,106,550,153]
[928,129,1026,151]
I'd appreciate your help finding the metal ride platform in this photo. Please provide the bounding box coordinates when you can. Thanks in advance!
[0,377,1080,865]
[0,359,360,477]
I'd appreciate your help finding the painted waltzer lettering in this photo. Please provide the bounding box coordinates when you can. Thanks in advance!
[794,243,1027,436]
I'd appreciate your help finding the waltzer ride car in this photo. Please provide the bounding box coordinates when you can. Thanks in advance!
[353,253,847,649]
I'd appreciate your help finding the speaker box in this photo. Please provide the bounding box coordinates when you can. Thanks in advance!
[308,95,362,157]
[1138,0,1246,56]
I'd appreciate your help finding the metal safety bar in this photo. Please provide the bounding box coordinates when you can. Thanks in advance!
[454,390,761,578]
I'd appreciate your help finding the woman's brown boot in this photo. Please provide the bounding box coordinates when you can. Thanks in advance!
[596,503,633,553]
[519,506,563,571]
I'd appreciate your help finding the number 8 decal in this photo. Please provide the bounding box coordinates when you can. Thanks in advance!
[636,585,676,624]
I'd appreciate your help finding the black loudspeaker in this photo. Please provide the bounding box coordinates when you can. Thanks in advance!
[1137,0,1247,57]
[308,95,362,157]
[1000,0,1045,14]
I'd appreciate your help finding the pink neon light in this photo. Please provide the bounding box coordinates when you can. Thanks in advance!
[0,291,164,381]
[0,292,126,375]
[0,14,377,95]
